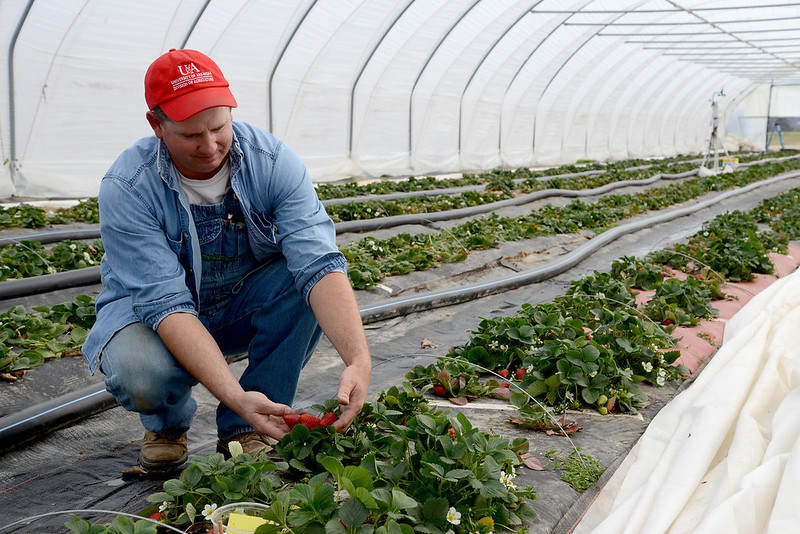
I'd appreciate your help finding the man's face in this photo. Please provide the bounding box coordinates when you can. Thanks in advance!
[147,106,233,180]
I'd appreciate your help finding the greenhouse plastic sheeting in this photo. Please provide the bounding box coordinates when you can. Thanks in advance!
[3,0,800,198]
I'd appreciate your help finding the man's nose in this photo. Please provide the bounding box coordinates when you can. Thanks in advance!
[197,132,216,153]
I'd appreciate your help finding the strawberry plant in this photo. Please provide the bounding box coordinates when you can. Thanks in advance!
[0,240,53,279]
[0,239,104,281]
[50,239,104,271]
[404,359,491,403]
[610,256,665,289]
[146,441,283,528]
[65,514,158,534]
[0,295,95,378]
[139,392,538,533]
[641,277,717,327]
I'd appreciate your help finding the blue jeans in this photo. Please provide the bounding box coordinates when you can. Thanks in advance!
[100,258,322,440]
[100,193,322,440]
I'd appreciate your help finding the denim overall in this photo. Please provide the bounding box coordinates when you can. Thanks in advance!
[100,189,322,440]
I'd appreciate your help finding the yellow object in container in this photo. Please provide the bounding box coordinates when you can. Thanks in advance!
[210,502,271,533]
[227,512,267,530]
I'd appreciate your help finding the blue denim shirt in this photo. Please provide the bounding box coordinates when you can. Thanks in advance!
[82,122,345,374]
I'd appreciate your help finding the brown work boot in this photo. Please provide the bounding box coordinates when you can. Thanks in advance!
[217,432,273,458]
[139,430,188,470]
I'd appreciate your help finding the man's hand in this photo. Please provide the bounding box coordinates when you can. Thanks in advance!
[237,390,293,440]
[333,362,371,431]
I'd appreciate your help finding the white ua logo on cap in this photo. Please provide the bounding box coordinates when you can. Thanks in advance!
[177,63,200,76]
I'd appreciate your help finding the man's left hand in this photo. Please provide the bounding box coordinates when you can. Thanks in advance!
[333,362,371,431]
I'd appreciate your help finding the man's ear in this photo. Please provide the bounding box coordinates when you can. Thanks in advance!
[145,111,164,138]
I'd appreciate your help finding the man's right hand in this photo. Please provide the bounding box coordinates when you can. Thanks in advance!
[236,390,293,440]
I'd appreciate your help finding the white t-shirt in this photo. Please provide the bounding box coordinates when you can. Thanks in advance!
[179,160,231,205]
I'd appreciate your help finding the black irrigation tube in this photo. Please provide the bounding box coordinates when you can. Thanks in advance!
[0,266,101,299]
[1,169,798,455]
[0,228,101,248]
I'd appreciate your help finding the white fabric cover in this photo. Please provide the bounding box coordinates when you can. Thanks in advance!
[2,0,800,198]
[575,269,800,533]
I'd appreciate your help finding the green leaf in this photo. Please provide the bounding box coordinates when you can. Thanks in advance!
[444,468,472,481]
[525,381,548,398]
[421,497,449,526]
[325,518,347,534]
[185,501,196,524]
[110,516,136,534]
[390,489,419,511]
[339,497,368,529]
[353,486,377,509]
[582,344,601,361]
[163,478,187,497]
[343,466,374,490]
[321,456,345,478]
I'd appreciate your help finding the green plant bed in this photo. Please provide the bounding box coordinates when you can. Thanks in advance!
[134,398,537,534]
[342,157,800,290]
[0,197,99,231]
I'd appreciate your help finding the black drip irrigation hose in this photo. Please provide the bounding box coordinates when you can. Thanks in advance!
[0,382,117,455]
[0,228,101,248]
[0,266,101,299]
[1,170,797,455]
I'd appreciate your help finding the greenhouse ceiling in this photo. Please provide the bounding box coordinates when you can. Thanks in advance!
[2,0,800,198]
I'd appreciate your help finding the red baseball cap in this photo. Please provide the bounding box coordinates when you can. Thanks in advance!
[144,48,237,121]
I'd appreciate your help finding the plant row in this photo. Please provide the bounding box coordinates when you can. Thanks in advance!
[342,157,800,289]
[323,160,705,223]
[314,153,750,201]
[0,197,99,230]
[0,294,95,379]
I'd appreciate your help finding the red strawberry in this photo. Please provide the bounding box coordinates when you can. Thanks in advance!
[320,412,337,427]
[283,413,301,428]
[433,384,447,397]
[147,511,162,521]
[500,382,511,388]
[515,368,526,380]
[498,369,510,378]
[448,427,457,439]
[299,414,321,429]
